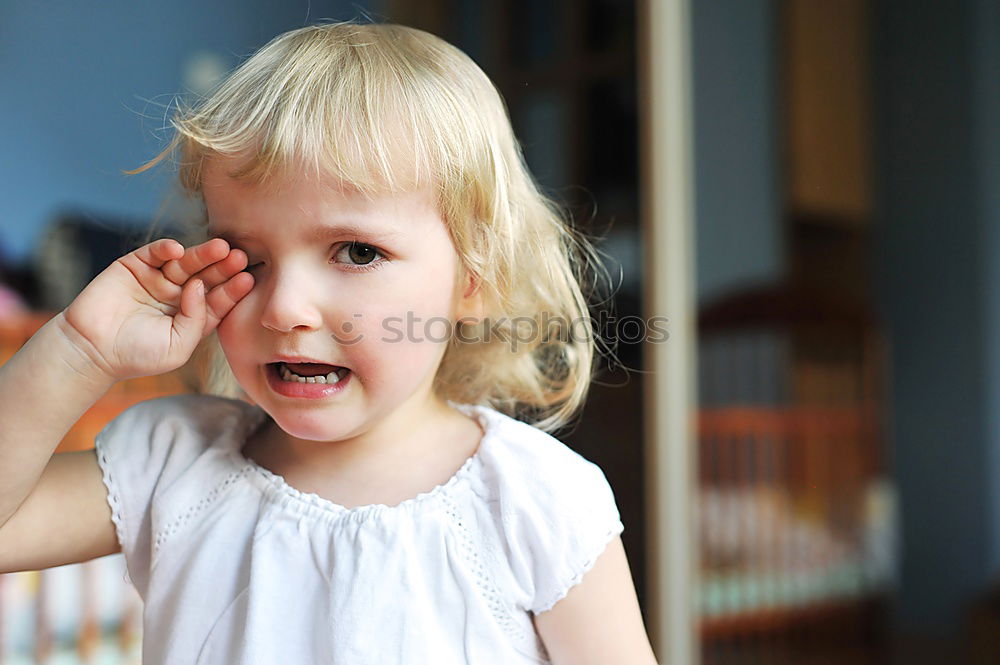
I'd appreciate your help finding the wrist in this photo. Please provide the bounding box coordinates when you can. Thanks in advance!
[47,312,120,391]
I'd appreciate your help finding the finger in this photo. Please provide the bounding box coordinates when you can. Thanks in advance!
[161,238,231,286]
[117,242,186,302]
[188,248,248,293]
[130,238,185,269]
[170,279,208,357]
[203,272,255,332]
[160,238,229,285]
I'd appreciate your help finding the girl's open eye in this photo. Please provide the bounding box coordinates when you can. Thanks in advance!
[333,242,387,272]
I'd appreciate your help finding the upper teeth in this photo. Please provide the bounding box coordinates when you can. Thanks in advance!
[279,364,347,384]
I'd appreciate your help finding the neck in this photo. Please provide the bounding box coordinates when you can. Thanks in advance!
[251,390,472,480]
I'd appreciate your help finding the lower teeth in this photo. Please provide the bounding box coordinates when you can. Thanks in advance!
[278,365,346,384]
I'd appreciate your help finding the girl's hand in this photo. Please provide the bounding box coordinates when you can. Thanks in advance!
[62,238,253,382]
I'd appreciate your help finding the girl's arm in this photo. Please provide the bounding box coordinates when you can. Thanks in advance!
[532,536,660,665]
[0,238,251,571]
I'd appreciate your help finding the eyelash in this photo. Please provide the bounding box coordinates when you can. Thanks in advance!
[244,242,388,274]
[333,241,388,273]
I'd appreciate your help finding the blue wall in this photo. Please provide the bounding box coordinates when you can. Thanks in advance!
[692,0,784,305]
[873,0,1000,635]
[976,0,1000,585]
[0,1,375,265]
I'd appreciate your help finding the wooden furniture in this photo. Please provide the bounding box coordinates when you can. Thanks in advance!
[697,284,892,663]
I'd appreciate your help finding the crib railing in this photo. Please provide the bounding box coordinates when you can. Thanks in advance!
[696,285,896,663]
[0,558,142,664]
[699,405,894,636]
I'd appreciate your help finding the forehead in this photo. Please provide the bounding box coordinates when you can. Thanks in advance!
[201,158,440,240]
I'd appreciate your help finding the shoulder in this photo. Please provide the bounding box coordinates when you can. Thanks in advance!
[95,394,265,475]
[91,395,265,599]
[108,393,258,429]
[457,404,625,614]
[100,394,260,446]
[458,403,620,538]
[467,404,611,500]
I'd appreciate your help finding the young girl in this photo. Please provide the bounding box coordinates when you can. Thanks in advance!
[0,21,657,664]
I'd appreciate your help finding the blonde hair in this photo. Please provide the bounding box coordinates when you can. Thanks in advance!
[137,21,610,433]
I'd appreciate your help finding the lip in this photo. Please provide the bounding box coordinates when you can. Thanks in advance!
[269,355,347,367]
[264,362,352,399]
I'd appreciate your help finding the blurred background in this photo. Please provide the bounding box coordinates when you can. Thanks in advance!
[1,0,998,663]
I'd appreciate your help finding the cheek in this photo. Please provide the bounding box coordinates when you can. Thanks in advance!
[352,271,457,365]
[347,306,452,379]
[216,296,256,357]
[383,266,458,316]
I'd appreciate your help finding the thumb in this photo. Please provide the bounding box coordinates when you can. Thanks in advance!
[172,279,208,354]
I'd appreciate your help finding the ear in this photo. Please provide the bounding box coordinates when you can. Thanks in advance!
[454,268,486,324]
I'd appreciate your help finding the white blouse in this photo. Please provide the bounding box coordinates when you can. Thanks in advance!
[94,395,625,664]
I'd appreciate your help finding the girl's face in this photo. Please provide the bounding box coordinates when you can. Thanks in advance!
[205,159,480,445]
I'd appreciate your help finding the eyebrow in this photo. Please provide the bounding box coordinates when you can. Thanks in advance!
[211,223,404,245]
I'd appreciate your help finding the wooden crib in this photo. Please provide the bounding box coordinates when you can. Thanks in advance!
[696,284,895,663]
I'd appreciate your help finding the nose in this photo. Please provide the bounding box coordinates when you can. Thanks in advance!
[258,270,324,333]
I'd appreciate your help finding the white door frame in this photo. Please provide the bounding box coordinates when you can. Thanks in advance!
[638,0,698,663]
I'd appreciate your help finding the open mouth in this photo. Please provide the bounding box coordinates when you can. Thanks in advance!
[270,362,350,384]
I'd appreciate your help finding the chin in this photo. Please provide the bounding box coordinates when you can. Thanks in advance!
[265,410,357,443]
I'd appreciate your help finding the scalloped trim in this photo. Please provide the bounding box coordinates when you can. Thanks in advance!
[234,402,494,521]
[94,436,128,554]
[243,448,479,520]
[530,520,625,615]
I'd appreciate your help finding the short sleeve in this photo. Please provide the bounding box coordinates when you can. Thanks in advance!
[93,395,254,598]
[501,440,626,616]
